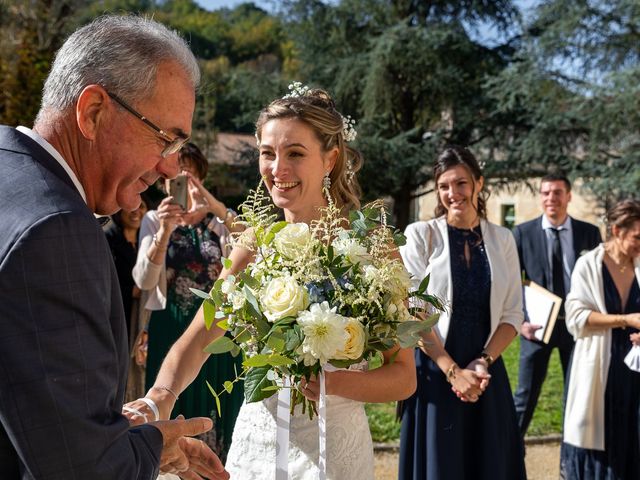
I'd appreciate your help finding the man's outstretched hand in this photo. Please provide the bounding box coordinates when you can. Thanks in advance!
[153,416,229,479]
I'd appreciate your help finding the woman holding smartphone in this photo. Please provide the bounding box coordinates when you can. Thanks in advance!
[130,142,244,460]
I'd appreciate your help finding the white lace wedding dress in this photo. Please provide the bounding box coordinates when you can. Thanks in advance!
[225,391,374,479]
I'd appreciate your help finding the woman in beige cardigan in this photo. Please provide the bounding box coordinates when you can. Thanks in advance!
[563,199,640,479]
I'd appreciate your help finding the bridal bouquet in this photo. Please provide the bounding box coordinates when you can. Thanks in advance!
[192,183,441,417]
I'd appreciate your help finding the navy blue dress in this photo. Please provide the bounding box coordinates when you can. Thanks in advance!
[399,224,526,480]
[562,265,640,479]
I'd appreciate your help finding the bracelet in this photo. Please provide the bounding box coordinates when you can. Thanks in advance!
[152,234,165,248]
[152,385,179,401]
[445,363,458,383]
[224,208,235,223]
[620,316,628,329]
[480,351,494,366]
[139,397,160,422]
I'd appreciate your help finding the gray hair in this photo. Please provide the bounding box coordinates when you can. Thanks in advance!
[38,15,199,117]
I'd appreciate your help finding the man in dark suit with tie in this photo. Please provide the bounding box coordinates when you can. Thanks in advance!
[0,15,228,479]
[512,174,602,437]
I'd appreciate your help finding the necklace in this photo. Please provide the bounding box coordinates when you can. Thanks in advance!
[605,247,631,273]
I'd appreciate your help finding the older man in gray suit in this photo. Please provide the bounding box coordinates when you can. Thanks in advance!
[0,15,228,480]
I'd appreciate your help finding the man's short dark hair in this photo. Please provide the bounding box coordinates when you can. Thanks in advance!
[540,173,571,192]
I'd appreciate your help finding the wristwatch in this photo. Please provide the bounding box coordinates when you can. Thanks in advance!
[480,351,494,366]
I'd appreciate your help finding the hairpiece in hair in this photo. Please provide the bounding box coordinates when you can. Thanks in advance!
[341,114,357,142]
[283,81,310,99]
[282,81,358,143]
[346,158,355,184]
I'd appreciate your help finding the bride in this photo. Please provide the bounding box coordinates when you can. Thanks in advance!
[125,86,416,479]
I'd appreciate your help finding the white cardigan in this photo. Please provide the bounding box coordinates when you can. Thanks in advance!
[132,209,231,312]
[563,244,640,450]
[400,216,523,345]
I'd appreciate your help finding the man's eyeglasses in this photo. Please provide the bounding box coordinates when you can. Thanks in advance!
[107,92,190,158]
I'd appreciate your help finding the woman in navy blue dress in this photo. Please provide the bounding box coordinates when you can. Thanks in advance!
[562,199,640,479]
[399,146,526,479]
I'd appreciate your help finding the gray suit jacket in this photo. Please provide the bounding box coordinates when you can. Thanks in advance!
[0,126,162,479]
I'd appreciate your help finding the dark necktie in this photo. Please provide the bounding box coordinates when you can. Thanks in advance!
[551,228,565,305]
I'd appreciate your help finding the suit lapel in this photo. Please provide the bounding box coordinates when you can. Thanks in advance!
[571,218,585,255]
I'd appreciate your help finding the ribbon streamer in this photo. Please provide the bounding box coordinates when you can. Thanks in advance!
[318,370,327,480]
[275,377,291,480]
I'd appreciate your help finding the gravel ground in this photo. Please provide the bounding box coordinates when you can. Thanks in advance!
[374,440,561,479]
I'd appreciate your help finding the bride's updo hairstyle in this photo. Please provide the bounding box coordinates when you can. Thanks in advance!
[433,145,488,219]
[255,87,363,212]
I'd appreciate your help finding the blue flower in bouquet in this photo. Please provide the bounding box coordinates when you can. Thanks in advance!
[306,282,327,304]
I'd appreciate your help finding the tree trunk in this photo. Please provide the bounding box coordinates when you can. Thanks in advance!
[393,187,412,231]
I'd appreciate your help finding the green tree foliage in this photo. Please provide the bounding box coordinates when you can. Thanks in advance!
[0,0,89,126]
[488,0,640,202]
[283,0,520,228]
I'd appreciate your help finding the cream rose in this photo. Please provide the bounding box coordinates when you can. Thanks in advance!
[273,223,311,259]
[334,318,366,360]
[261,276,309,322]
[387,261,412,300]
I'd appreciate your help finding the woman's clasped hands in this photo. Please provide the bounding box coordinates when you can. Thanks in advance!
[449,358,491,403]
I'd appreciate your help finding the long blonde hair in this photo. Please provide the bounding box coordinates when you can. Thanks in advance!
[255,88,363,212]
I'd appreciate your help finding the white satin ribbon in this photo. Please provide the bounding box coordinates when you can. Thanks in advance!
[318,370,327,480]
[275,365,339,480]
[275,377,291,480]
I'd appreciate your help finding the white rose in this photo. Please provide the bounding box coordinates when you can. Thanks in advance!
[332,237,371,265]
[273,223,311,259]
[261,276,309,322]
[387,261,412,300]
[334,318,366,360]
[296,302,349,365]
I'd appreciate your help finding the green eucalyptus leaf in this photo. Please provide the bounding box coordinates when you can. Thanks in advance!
[393,231,407,246]
[190,288,210,300]
[222,257,233,270]
[243,286,262,320]
[243,354,270,368]
[285,327,303,351]
[223,381,234,394]
[235,328,252,344]
[238,271,260,290]
[206,381,222,417]
[266,331,286,352]
[203,299,217,330]
[261,385,280,392]
[204,336,236,354]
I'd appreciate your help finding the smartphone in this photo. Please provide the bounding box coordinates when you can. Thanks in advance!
[168,174,188,210]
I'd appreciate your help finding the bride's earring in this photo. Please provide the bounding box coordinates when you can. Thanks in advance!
[322,172,333,205]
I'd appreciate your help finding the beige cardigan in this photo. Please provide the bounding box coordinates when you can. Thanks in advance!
[564,244,640,449]
[400,216,523,344]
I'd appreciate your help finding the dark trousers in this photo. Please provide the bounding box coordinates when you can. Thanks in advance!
[513,331,573,437]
